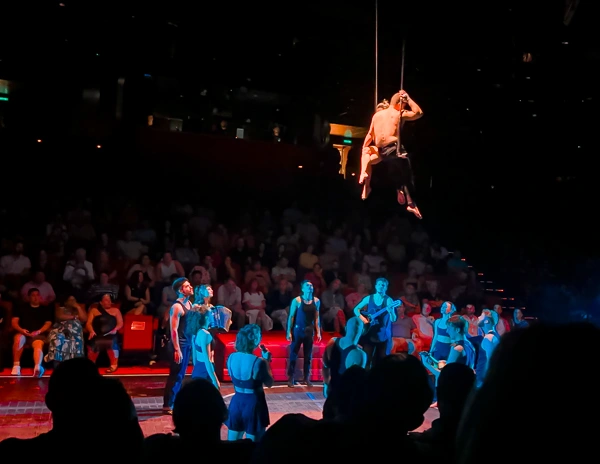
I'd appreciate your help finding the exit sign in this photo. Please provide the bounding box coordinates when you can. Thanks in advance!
[343,139,352,144]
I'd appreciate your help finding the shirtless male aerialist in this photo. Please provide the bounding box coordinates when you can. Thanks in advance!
[359,90,423,219]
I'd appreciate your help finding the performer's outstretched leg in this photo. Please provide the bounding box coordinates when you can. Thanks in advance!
[398,154,422,219]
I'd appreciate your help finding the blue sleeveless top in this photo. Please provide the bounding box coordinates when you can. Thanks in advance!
[364,294,391,342]
[191,330,213,380]
[294,299,317,330]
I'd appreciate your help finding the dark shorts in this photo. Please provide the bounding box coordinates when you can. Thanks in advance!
[371,145,413,190]
[18,333,47,344]
[88,335,119,352]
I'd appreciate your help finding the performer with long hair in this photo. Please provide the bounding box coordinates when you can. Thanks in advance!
[187,286,220,390]
[286,280,322,387]
[193,284,232,332]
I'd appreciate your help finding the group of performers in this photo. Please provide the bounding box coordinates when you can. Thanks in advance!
[359,90,424,220]
[161,274,501,440]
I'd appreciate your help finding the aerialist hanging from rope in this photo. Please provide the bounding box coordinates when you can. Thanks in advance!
[359,90,424,219]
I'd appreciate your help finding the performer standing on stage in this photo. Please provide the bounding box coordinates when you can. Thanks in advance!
[475,309,500,387]
[429,301,457,362]
[359,90,423,219]
[322,317,367,398]
[163,278,194,414]
[226,324,273,442]
[193,284,232,332]
[188,286,220,390]
[353,277,398,368]
[286,280,322,387]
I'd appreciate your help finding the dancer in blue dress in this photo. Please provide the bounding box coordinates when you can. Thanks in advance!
[226,324,274,442]
[187,292,220,390]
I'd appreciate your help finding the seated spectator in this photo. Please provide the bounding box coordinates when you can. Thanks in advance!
[86,294,123,373]
[266,278,293,331]
[11,288,53,377]
[243,279,272,331]
[45,295,87,365]
[320,279,346,333]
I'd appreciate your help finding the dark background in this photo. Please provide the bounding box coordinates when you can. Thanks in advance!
[0,0,598,296]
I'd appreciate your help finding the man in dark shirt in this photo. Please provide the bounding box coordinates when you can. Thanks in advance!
[11,288,53,377]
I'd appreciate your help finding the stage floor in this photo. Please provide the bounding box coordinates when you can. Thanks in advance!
[0,374,439,441]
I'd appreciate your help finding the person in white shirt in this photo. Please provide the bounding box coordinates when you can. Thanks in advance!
[217,278,243,329]
[242,279,272,332]
[63,248,94,299]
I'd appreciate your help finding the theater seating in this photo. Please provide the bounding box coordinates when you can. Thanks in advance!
[213,331,337,382]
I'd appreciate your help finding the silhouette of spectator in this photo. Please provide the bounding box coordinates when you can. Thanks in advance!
[322,364,368,422]
[411,362,475,460]
[457,323,600,464]
[0,358,143,458]
[143,379,255,463]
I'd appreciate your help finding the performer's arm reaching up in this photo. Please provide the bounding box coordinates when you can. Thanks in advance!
[393,90,423,121]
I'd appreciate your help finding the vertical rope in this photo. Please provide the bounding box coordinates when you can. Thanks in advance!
[396,39,406,153]
[400,39,406,90]
[375,0,378,108]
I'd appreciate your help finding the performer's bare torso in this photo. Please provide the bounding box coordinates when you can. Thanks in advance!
[370,107,403,148]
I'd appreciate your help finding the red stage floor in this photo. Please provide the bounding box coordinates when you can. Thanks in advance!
[0,374,439,441]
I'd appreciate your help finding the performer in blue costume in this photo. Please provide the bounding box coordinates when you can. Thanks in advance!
[226,324,274,442]
[353,277,399,368]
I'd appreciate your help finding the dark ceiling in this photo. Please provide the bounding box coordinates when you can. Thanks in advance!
[0,1,596,153]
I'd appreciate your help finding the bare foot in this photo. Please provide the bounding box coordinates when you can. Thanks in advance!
[407,205,422,219]
[397,190,406,205]
[359,171,369,185]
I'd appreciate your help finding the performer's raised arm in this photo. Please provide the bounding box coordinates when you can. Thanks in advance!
[392,90,423,121]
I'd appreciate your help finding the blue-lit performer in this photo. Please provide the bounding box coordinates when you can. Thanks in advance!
[286,280,322,387]
[421,314,476,376]
[428,301,457,362]
[353,277,399,368]
[163,278,194,414]
[226,324,274,442]
[187,305,220,390]
[474,309,500,387]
